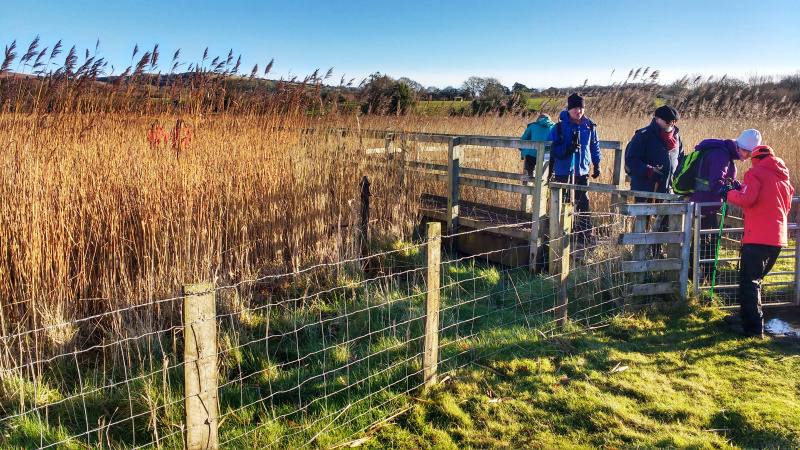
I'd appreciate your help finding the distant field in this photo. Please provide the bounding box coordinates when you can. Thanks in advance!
[414,100,472,115]
[415,97,562,116]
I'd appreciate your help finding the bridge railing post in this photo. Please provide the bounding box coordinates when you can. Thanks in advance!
[446,137,461,247]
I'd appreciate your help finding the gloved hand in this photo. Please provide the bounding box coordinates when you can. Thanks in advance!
[645,165,663,180]
[592,164,600,179]
[718,185,735,200]
[565,142,579,156]
[731,179,742,190]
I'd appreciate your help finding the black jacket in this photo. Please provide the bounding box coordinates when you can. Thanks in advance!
[625,119,685,194]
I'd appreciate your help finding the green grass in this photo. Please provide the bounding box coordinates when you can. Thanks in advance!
[2,243,797,449]
[414,100,472,115]
[368,301,800,449]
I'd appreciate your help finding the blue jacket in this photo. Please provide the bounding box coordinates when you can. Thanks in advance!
[546,110,601,176]
[625,119,685,193]
[519,117,555,158]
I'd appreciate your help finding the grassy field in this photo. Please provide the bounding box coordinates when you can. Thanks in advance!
[367,302,800,449]
[3,231,798,448]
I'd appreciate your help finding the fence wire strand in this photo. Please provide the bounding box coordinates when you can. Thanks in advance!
[2,197,797,449]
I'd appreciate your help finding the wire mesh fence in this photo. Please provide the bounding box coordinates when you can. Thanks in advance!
[693,198,800,306]
[0,208,638,449]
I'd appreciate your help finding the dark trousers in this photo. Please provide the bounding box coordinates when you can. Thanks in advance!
[523,155,536,177]
[553,174,591,238]
[738,243,781,336]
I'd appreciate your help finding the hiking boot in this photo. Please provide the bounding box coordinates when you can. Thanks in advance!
[723,313,741,325]
[729,324,764,339]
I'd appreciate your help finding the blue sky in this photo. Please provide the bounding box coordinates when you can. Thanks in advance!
[2,0,798,90]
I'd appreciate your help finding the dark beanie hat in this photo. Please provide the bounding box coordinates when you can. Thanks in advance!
[567,92,585,109]
[654,105,679,122]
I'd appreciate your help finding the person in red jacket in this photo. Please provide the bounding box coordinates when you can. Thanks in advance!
[719,145,794,338]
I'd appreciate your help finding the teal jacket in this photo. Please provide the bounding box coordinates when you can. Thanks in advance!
[519,117,555,158]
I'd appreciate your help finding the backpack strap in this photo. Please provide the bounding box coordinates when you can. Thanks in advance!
[555,121,563,145]
[588,120,598,146]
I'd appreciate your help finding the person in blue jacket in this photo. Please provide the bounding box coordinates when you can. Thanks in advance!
[519,113,555,181]
[625,105,684,199]
[546,93,601,242]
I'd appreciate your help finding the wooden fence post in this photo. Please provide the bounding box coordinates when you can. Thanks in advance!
[795,208,800,306]
[611,141,625,213]
[529,142,548,271]
[680,203,694,300]
[423,222,442,386]
[359,176,371,255]
[549,186,571,330]
[183,282,218,450]
[446,137,461,244]
[693,202,702,298]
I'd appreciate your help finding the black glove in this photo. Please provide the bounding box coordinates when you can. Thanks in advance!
[718,185,735,200]
[565,142,579,156]
[592,164,600,179]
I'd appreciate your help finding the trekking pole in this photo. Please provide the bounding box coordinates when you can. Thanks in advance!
[710,178,732,299]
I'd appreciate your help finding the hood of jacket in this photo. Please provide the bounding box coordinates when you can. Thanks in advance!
[752,155,791,180]
[695,138,741,161]
[535,117,555,128]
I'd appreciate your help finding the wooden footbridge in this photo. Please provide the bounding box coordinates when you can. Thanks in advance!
[318,127,799,305]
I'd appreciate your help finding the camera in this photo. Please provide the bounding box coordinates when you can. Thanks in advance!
[566,129,580,155]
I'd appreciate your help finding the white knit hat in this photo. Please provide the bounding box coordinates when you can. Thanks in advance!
[736,129,762,151]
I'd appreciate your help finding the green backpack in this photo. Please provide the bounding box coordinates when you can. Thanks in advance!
[671,148,727,195]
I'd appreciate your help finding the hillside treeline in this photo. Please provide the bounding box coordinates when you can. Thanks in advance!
[2,38,799,118]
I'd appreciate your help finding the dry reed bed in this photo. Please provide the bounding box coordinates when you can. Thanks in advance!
[1,95,797,364]
[0,113,421,362]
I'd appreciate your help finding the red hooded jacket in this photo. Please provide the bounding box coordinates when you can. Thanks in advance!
[727,154,794,246]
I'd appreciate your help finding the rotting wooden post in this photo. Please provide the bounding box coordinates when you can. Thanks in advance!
[183,282,218,450]
[549,186,571,330]
[360,176,371,255]
[680,202,694,300]
[446,137,461,243]
[423,222,442,386]
[529,142,548,271]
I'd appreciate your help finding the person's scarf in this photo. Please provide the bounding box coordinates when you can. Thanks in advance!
[660,129,677,151]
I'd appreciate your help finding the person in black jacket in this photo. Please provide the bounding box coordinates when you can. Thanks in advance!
[624,106,685,258]
[625,105,685,199]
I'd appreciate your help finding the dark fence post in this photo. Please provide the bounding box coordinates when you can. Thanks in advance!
[446,137,461,244]
[360,176,371,255]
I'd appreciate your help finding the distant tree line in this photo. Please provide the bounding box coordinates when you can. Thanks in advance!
[2,36,798,118]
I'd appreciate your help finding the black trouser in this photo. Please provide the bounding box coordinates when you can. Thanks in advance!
[553,174,591,238]
[523,155,536,177]
[738,243,781,336]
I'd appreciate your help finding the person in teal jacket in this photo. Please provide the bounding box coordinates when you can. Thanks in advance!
[519,113,555,181]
